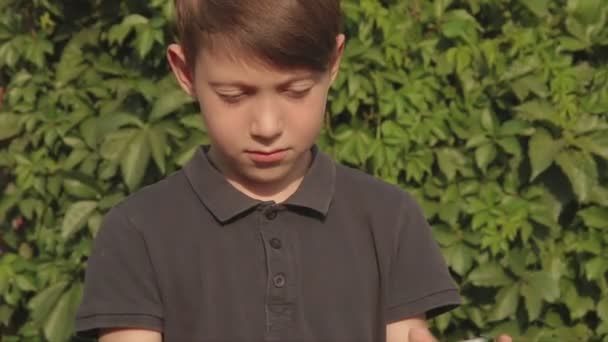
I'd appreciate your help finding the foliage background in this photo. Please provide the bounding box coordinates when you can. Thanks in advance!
[0,0,607,341]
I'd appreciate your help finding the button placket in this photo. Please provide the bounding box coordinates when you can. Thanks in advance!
[263,204,279,220]
[259,211,296,339]
[272,273,286,288]
[269,238,282,249]
[265,210,278,220]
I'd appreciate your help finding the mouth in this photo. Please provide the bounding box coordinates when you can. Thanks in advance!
[246,148,288,164]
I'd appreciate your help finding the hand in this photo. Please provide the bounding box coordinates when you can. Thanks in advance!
[408,328,437,342]
[408,327,513,342]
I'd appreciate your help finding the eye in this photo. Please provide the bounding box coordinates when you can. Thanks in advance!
[217,92,245,104]
[285,88,311,99]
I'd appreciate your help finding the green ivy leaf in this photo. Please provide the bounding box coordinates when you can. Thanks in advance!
[511,74,549,100]
[559,36,589,51]
[515,100,555,122]
[475,143,497,173]
[43,283,82,342]
[100,129,137,161]
[528,128,562,181]
[561,280,595,320]
[79,117,98,148]
[61,201,97,240]
[148,125,168,174]
[0,266,9,294]
[598,297,608,322]
[0,39,19,67]
[436,148,466,181]
[0,304,13,327]
[519,0,549,17]
[108,14,148,45]
[584,257,608,281]
[528,271,560,302]
[575,130,608,159]
[578,206,608,229]
[490,283,520,321]
[27,281,69,327]
[15,275,36,292]
[467,262,512,287]
[121,129,151,191]
[571,297,595,321]
[465,134,489,149]
[591,186,608,206]
[481,109,496,133]
[555,150,598,203]
[0,113,21,140]
[449,242,474,275]
[23,36,54,68]
[63,177,100,199]
[521,282,542,321]
[432,224,460,247]
[134,25,156,59]
[122,14,149,26]
[149,89,194,121]
[56,41,86,85]
[508,248,528,277]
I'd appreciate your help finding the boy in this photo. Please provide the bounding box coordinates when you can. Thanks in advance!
[76,1,510,341]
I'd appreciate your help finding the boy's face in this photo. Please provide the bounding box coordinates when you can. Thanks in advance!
[168,35,345,190]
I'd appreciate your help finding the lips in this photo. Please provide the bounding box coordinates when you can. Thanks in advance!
[246,149,288,163]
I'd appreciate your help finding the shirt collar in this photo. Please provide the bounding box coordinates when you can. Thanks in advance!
[184,145,336,223]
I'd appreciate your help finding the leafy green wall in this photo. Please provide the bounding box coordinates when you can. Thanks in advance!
[0,0,607,341]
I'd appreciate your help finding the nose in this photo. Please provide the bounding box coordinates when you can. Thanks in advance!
[249,98,283,142]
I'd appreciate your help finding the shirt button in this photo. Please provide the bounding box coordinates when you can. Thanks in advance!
[270,238,282,249]
[265,210,278,220]
[273,273,286,288]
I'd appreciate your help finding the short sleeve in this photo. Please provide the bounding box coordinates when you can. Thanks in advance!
[75,205,163,336]
[385,194,461,323]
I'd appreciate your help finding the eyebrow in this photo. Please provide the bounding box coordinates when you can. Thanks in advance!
[208,74,319,89]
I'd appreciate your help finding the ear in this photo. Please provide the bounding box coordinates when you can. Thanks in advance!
[329,33,346,84]
[167,44,196,97]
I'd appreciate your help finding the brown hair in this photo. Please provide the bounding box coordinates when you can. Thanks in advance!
[174,0,342,72]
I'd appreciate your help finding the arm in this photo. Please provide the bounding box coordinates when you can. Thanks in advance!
[99,328,162,342]
[386,317,514,342]
[75,207,164,338]
[386,314,433,342]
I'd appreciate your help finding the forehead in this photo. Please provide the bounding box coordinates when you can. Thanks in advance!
[192,44,322,84]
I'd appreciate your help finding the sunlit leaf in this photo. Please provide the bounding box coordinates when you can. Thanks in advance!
[61,201,97,240]
[578,206,608,229]
[490,283,520,321]
[598,297,608,322]
[149,89,194,121]
[0,113,21,140]
[528,128,563,180]
[468,262,512,287]
[121,129,151,191]
[148,125,168,173]
[555,150,598,203]
[43,283,82,342]
[27,281,69,326]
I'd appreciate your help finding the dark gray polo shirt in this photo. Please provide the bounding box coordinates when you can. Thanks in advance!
[75,146,460,341]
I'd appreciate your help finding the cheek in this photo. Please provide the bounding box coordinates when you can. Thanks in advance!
[197,90,245,130]
[289,91,327,130]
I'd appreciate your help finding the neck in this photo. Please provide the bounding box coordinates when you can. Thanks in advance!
[208,148,312,203]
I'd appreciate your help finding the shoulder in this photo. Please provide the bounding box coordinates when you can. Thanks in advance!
[333,163,419,212]
[107,169,192,233]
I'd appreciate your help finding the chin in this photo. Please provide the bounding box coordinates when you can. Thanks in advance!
[242,163,295,184]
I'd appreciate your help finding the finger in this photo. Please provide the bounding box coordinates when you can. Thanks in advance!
[408,327,438,342]
[495,334,513,342]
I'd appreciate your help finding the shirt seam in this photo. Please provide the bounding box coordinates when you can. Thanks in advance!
[77,312,163,319]
[387,194,409,283]
[385,287,459,310]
